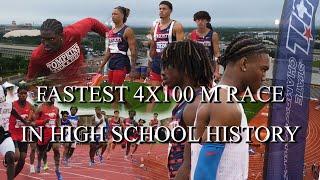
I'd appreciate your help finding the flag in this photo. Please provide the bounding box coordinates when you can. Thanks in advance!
[264,0,319,179]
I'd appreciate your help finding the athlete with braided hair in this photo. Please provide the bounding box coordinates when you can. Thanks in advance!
[161,40,213,179]
[26,18,109,85]
[183,36,270,180]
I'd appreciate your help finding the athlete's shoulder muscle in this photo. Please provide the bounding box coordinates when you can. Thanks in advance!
[173,22,184,41]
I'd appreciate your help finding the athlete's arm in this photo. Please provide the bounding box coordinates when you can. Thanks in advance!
[212,32,221,81]
[55,108,60,127]
[125,27,137,79]
[149,27,156,58]
[98,48,111,73]
[175,142,191,180]
[34,105,49,126]
[173,22,185,41]
[27,105,35,122]
[121,119,125,128]
[95,119,103,128]
[69,18,110,39]
[175,97,202,179]
[201,93,241,142]
[11,108,29,125]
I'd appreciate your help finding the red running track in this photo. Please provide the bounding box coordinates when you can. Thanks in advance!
[1,100,320,179]
[248,100,320,180]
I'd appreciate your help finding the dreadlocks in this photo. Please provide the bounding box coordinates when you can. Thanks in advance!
[220,35,268,68]
[40,19,63,35]
[162,40,213,87]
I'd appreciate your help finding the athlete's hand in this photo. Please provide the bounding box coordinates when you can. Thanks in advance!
[24,119,31,125]
[129,69,136,81]
[28,121,36,127]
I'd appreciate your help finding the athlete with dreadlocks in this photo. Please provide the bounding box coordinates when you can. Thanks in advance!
[188,11,221,82]
[161,40,213,179]
[146,0,184,112]
[184,36,270,180]
[26,18,109,85]
[98,6,137,110]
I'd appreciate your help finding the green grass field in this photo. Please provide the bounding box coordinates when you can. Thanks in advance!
[242,98,265,122]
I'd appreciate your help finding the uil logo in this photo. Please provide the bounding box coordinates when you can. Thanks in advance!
[286,0,315,55]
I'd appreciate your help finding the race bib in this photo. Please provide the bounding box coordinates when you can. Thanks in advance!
[70,120,78,127]
[109,42,120,54]
[15,114,28,128]
[45,119,56,128]
[156,41,168,53]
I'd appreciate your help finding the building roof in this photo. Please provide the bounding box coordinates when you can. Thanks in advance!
[0,43,36,51]
[3,29,40,38]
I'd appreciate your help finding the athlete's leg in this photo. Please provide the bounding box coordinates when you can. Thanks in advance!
[52,143,61,171]
[0,137,16,180]
[100,143,108,156]
[13,141,20,162]
[29,143,36,173]
[89,143,96,163]
[14,142,28,177]
[52,143,62,180]
[36,144,46,173]
[5,151,15,180]
[125,141,131,159]
[67,142,76,160]
[111,69,127,109]
[131,144,138,156]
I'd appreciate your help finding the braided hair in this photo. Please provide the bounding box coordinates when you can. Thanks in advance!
[40,19,63,35]
[114,6,130,23]
[162,40,213,87]
[219,36,268,68]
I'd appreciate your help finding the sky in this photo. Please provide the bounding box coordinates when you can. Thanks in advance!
[0,0,319,27]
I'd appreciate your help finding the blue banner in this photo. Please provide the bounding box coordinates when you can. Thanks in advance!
[264,0,319,179]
